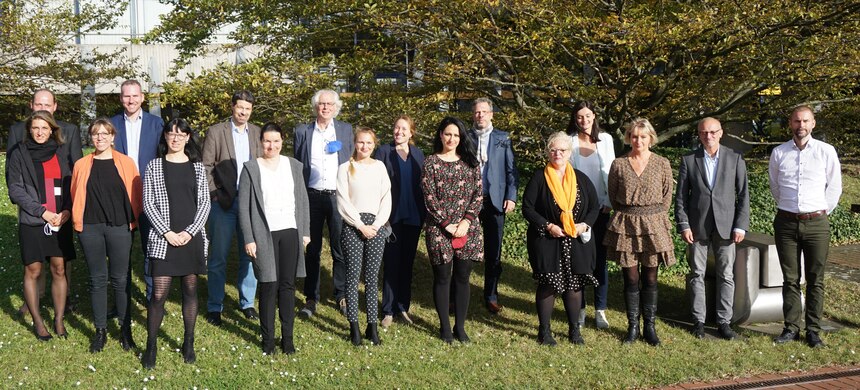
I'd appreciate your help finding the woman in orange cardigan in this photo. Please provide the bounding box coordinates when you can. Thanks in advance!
[71,118,142,353]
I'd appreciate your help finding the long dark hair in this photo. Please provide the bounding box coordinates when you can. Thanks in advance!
[158,118,202,162]
[565,100,603,143]
[432,116,478,168]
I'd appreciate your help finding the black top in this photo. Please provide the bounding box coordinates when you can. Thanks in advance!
[84,158,134,226]
[374,143,426,225]
[521,168,600,274]
[153,160,205,276]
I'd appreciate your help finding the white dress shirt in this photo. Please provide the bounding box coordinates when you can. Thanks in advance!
[769,137,842,214]
[124,112,143,167]
[308,121,339,190]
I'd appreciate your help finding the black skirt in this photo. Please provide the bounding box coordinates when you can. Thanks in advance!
[19,222,75,265]
[150,160,206,277]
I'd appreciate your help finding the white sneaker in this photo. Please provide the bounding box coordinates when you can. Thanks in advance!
[381,315,393,328]
[578,310,586,326]
[595,310,610,329]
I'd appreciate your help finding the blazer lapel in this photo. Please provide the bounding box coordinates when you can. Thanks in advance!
[695,148,710,191]
[223,121,237,169]
[115,118,128,154]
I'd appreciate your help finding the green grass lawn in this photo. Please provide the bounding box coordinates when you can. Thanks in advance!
[0,156,858,389]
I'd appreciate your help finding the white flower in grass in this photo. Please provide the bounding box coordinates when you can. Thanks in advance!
[195,369,200,373]
[87,365,96,372]
[74,381,80,386]
[22,367,27,371]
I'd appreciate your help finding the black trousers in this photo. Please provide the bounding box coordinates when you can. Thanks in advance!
[303,190,346,302]
[479,199,505,302]
[259,228,300,346]
[79,223,133,329]
[381,223,422,315]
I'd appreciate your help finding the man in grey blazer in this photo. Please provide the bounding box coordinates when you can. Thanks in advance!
[293,89,354,318]
[202,90,262,326]
[675,117,749,340]
[469,97,518,314]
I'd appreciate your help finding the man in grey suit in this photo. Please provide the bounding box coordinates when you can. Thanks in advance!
[675,117,749,340]
[293,89,354,318]
[202,90,262,326]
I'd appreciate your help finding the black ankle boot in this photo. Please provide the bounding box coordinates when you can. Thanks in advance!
[365,323,382,346]
[349,322,362,346]
[642,289,660,346]
[569,324,585,345]
[90,328,107,353]
[623,290,641,344]
[142,340,157,369]
[120,323,137,351]
[537,324,556,346]
[281,323,295,354]
[182,336,196,363]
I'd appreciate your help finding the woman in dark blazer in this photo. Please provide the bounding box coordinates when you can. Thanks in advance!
[374,115,425,327]
[238,123,310,355]
[141,118,211,369]
[522,131,599,346]
[6,110,75,341]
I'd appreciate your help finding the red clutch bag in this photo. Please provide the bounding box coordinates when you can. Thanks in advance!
[452,235,468,249]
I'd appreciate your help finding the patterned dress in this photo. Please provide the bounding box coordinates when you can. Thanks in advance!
[421,154,484,265]
[603,154,676,268]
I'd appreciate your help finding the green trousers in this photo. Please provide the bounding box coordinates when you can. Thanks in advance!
[773,213,830,333]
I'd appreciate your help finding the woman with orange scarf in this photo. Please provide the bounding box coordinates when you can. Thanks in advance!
[522,131,600,346]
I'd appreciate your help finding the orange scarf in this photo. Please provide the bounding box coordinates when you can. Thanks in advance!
[544,162,578,237]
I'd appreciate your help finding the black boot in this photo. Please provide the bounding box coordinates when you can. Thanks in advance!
[89,328,107,353]
[642,288,660,346]
[120,323,137,351]
[569,324,585,345]
[537,323,556,346]
[182,335,196,364]
[623,290,640,344]
[365,323,382,346]
[281,322,295,354]
[349,322,362,346]
[142,340,157,369]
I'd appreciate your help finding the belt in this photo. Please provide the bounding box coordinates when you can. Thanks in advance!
[777,209,826,220]
[307,188,336,196]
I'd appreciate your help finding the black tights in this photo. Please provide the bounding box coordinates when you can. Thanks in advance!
[623,265,658,293]
[432,259,473,339]
[536,285,582,330]
[147,275,198,344]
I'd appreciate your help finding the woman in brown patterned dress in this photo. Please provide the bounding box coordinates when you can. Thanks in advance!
[604,118,675,346]
[421,116,484,344]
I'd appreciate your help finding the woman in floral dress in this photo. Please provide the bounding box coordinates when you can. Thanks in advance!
[421,116,484,344]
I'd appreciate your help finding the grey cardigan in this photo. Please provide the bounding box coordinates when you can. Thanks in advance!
[238,156,309,283]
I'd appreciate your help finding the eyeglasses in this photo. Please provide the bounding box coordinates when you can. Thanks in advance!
[549,148,570,155]
[698,129,722,137]
[166,133,189,140]
[318,102,336,107]
[90,132,111,139]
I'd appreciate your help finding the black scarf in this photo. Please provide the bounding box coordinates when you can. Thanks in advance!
[26,139,59,163]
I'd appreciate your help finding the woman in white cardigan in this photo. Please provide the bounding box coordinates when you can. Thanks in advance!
[566,101,616,330]
[336,126,392,346]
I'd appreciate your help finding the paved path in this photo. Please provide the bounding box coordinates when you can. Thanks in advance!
[660,245,860,390]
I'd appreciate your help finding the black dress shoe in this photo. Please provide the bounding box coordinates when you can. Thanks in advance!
[691,321,705,339]
[35,328,53,342]
[281,339,296,355]
[718,323,737,340]
[90,328,107,353]
[206,311,223,327]
[242,308,259,320]
[298,300,316,319]
[453,329,470,344]
[774,328,800,344]
[806,331,825,348]
[120,324,137,351]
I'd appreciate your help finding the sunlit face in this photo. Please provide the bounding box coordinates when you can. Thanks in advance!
[789,109,815,141]
[164,127,189,154]
[576,107,595,134]
[355,132,376,160]
[697,119,723,152]
[90,124,115,153]
[261,130,283,159]
[30,91,57,114]
[231,99,253,127]
[629,128,651,151]
[473,102,493,130]
[315,92,337,122]
[440,124,460,153]
[393,119,412,146]
[120,84,144,116]
[548,141,572,169]
[29,119,53,144]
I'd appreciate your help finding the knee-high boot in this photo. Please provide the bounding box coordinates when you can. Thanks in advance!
[641,288,660,346]
[623,289,640,344]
